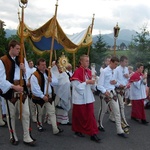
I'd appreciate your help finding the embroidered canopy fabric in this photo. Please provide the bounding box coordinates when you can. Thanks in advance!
[18,16,92,54]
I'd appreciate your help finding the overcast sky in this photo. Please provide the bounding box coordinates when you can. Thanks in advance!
[0,0,150,35]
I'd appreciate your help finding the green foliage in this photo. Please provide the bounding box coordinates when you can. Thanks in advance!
[127,26,150,70]
[90,34,108,65]
[0,28,7,56]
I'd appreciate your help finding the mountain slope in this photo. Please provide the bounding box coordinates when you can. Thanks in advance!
[5,29,137,46]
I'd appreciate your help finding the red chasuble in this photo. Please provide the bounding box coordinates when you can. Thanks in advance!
[129,71,143,83]
[71,66,98,135]
[130,71,146,120]
[70,66,92,83]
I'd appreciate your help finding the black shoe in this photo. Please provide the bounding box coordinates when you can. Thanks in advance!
[75,132,85,137]
[109,119,115,123]
[58,127,64,133]
[98,126,105,132]
[131,117,139,122]
[90,134,101,143]
[66,122,72,125]
[60,122,72,125]
[54,128,64,135]
[38,126,45,132]
[0,120,7,127]
[23,141,36,146]
[10,138,19,145]
[117,133,127,138]
[141,120,149,125]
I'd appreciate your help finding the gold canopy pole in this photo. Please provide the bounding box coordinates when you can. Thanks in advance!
[73,53,75,71]
[46,0,59,98]
[87,14,95,56]
[49,0,58,67]
[18,8,26,59]
[19,0,28,120]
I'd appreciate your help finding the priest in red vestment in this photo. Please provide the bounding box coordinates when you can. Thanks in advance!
[70,54,100,143]
[129,62,149,124]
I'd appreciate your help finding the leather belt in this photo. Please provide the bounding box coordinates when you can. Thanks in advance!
[13,80,24,86]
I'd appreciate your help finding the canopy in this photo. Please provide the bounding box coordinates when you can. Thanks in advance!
[18,16,92,54]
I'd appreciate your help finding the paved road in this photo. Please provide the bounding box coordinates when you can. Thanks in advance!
[1,95,150,150]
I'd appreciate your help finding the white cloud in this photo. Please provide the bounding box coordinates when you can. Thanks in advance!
[0,0,150,35]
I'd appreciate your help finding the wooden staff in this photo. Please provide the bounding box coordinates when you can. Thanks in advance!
[45,66,51,100]
[19,6,24,120]
[19,0,28,120]
[49,0,58,66]
[46,0,58,97]
[73,52,76,71]
[87,14,95,56]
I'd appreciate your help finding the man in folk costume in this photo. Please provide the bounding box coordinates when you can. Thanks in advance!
[0,40,35,146]
[0,98,6,127]
[129,62,149,124]
[97,57,127,138]
[114,56,129,129]
[26,60,37,123]
[70,54,100,143]
[30,58,63,134]
[51,60,71,125]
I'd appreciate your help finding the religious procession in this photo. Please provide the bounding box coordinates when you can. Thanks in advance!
[0,0,150,149]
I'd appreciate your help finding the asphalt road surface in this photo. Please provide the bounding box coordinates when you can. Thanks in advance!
[1,95,150,150]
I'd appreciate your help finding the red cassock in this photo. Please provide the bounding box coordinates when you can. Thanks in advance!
[70,66,99,135]
[129,71,146,120]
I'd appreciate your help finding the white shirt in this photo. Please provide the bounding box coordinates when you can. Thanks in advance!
[30,72,58,99]
[100,67,104,74]
[0,58,28,94]
[97,66,118,93]
[71,80,95,104]
[26,67,36,81]
[130,76,147,100]
[115,65,129,86]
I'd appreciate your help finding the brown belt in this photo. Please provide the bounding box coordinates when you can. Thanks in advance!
[13,79,24,86]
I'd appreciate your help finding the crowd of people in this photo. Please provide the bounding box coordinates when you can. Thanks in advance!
[0,39,149,147]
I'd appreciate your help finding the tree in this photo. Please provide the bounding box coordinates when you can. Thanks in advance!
[90,34,108,65]
[120,42,127,50]
[0,28,7,56]
[128,26,150,70]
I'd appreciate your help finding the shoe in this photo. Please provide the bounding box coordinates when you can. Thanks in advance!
[141,120,149,125]
[54,128,64,135]
[60,122,72,125]
[117,133,127,138]
[10,138,19,145]
[90,134,101,143]
[127,103,132,106]
[109,118,115,123]
[38,126,45,132]
[124,102,127,105]
[131,117,139,122]
[23,140,36,146]
[66,122,72,125]
[98,126,105,132]
[58,128,64,133]
[75,132,85,137]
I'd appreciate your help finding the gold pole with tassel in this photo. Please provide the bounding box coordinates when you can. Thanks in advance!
[49,0,58,66]
[18,8,27,59]
[87,14,95,56]
[19,0,28,120]
[73,52,75,71]
[46,0,59,99]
